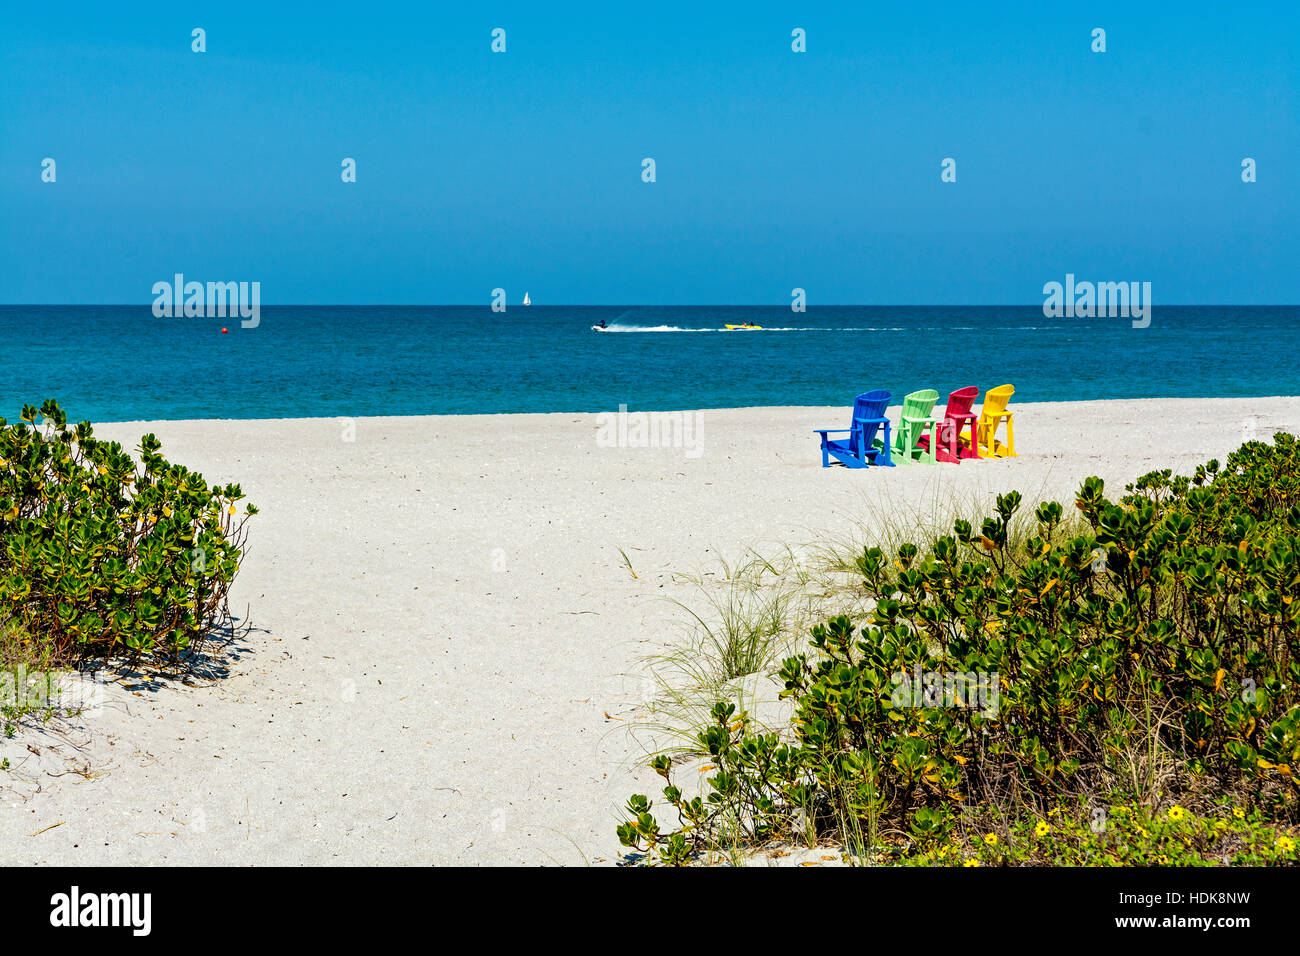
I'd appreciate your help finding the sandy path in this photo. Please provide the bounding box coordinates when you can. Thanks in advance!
[1,398,1296,865]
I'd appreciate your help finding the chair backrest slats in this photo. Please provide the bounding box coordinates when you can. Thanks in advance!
[850,389,891,454]
[901,389,939,420]
[943,386,980,420]
[981,384,1014,420]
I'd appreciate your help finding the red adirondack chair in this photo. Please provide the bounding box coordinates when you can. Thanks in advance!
[920,386,981,463]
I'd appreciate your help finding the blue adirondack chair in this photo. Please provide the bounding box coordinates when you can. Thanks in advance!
[815,390,894,468]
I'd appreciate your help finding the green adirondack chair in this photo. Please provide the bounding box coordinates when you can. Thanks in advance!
[892,389,940,464]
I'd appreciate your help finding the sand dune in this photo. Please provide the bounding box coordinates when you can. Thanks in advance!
[2,398,1295,865]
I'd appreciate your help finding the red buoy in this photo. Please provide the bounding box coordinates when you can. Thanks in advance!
[221,328,228,334]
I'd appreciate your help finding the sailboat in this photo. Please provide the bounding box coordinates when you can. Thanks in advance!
[522,292,531,306]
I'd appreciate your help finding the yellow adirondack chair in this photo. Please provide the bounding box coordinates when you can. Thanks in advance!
[963,384,1016,457]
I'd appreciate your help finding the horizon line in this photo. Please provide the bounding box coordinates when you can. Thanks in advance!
[3,303,1298,309]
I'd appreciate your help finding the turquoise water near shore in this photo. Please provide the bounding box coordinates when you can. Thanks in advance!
[2,306,1296,421]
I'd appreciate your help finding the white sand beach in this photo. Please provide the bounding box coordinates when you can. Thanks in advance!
[2,397,1296,865]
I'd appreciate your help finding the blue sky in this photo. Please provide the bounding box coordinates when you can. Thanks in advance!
[2,1,1296,304]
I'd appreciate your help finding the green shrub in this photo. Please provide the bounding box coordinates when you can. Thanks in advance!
[0,400,256,670]
[619,434,1300,865]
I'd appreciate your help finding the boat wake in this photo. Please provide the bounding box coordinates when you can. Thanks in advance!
[597,324,716,332]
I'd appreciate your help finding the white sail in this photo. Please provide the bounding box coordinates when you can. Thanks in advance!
[522,292,531,306]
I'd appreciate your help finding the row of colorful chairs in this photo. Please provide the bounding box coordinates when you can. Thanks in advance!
[815,385,1017,469]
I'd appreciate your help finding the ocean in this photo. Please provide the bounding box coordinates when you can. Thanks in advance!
[3,305,1296,422]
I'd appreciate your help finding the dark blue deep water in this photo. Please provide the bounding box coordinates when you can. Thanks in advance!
[2,306,1296,421]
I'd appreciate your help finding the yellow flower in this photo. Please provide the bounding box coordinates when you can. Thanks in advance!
[1167,806,1187,822]
[983,833,998,846]
[1035,820,1051,837]
[1278,837,1296,853]
[1232,807,1246,820]
[962,859,981,867]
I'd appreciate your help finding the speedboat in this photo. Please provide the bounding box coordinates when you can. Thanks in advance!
[724,323,762,330]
